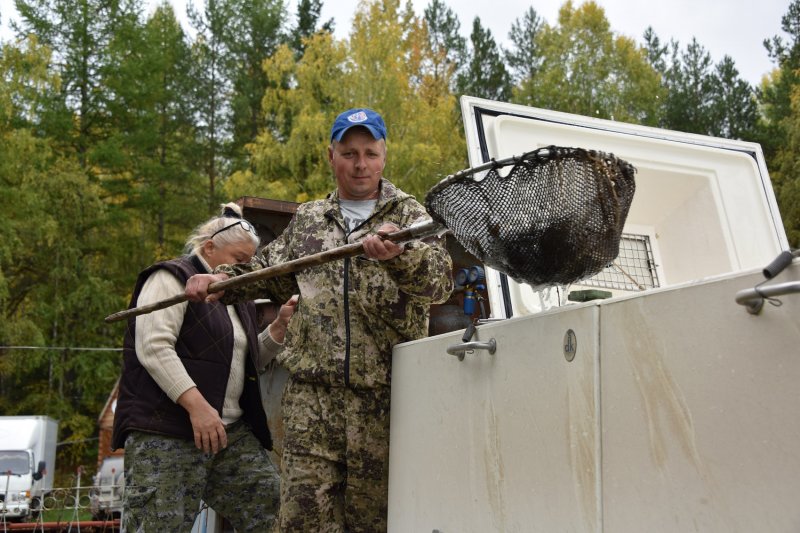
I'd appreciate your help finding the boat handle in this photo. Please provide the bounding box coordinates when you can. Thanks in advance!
[446,338,497,361]
[734,281,800,315]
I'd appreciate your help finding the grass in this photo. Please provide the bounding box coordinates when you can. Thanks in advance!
[40,507,94,523]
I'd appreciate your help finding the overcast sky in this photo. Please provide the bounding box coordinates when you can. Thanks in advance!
[0,0,790,86]
[315,0,788,87]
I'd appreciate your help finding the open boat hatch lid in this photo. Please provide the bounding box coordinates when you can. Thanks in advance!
[459,96,788,318]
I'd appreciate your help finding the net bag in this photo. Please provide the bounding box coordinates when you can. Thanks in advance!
[425,146,636,288]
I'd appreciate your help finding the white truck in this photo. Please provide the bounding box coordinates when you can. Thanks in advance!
[387,96,800,531]
[0,416,57,521]
[90,455,124,520]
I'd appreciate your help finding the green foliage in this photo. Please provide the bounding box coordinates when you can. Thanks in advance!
[1,0,799,482]
[663,39,718,133]
[343,0,467,197]
[290,0,334,57]
[0,41,120,474]
[187,0,292,203]
[456,16,511,101]
[2,1,206,478]
[236,0,466,203]
[13,0,141,165]
[505,7,543,85]
[227,32,348,202]
[512,1,663,125]
[423,0,466,91]
[99,3,205,264]
[644,32,758,139]
[187,0,238,214]
[774,133,800,246]
[710,56,759,140]
[761,0,800,246]
[225,0,288,166]
[760,1,800,167]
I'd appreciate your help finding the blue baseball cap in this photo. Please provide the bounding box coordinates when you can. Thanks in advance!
[330,108,387,142]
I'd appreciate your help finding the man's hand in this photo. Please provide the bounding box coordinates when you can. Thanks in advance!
[268,294,300,343]
[185,273,229,303]
[362,223,404,261]
[177,387,227,454]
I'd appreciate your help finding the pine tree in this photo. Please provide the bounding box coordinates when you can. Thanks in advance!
[709,56,758,140]
[102,3,203,257]
[772,88,800,246]
[290,0,334,58]
[225,0,289,169]
[761,0,800,246]
[505,6,543,85]
[187,0,238,213]
[663,38,717,134]
[762,0,800,161]
[456,16,511,101]
[423,0,466,92]
[13,0,140,166]
[646,30,757,139]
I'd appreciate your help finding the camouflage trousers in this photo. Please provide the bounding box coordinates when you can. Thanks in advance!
[279,378,391,533]
[122,420,279,532]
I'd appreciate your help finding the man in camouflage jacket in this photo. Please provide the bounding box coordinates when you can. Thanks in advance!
[186,108,453,532]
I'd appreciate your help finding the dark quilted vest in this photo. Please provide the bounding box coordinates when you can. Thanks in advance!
[112,255,272,450]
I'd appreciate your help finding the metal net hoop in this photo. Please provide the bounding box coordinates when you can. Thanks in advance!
[424,146,636,287]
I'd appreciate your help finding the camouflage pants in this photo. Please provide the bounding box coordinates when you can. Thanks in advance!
[122,420,279,532]
[279,378,391,533]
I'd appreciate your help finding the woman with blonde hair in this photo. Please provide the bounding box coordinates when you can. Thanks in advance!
[113,202,297,531]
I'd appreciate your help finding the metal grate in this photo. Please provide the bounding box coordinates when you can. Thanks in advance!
[579,233,660,291]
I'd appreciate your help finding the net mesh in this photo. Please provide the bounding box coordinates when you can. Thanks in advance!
[425,146,636,288]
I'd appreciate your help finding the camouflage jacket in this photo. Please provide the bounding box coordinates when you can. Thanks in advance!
[218,179,453,389]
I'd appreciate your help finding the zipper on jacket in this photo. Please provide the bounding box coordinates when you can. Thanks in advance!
[341,218,368,389]
[343,256,351,387]
[341,208,390,388]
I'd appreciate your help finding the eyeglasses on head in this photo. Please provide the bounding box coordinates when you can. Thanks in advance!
[210,219,258,239]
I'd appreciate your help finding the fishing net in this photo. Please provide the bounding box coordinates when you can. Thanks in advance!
[425,146,636,288]
[106,146,635,323]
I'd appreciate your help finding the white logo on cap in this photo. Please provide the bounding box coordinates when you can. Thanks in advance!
[347,111,368,123]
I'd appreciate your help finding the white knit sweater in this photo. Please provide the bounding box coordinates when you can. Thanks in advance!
[134,258,282,425]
